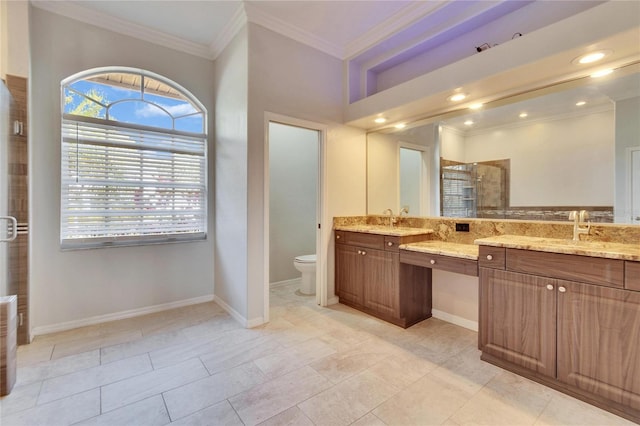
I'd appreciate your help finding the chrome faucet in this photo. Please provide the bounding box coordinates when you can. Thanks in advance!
[383,208,397,228]
[568,210,591,241]
[399,206,409,217]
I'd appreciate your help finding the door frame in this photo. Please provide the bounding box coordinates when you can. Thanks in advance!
[263,112,327,323]
[627,146,640,224]
[398,142,431,216]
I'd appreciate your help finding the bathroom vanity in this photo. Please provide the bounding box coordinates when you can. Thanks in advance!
[334,226,434,327]
[476,235,640,422]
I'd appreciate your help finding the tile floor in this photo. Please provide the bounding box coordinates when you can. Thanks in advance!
[0,282,635,426]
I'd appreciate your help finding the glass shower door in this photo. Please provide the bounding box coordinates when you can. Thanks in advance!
[0,81,16,296]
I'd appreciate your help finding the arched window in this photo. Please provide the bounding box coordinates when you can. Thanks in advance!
[60,68,207,248]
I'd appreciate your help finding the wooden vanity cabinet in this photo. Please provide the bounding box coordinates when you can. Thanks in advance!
[335,230,430,327]
[479,247,640,422]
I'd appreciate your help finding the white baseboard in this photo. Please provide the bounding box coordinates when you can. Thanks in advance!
[432,309,478,332]
[212,295,265,328]
[31,295,215,336]
[270,278,301,288]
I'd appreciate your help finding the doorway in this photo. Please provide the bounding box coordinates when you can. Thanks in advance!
[629,147,640,224]
[399,144,430,216]
[264,114,326,322]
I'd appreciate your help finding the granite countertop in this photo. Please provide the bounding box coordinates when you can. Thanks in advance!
[334,224,435,237]
[400,241,479,260]
[474,235,640,261]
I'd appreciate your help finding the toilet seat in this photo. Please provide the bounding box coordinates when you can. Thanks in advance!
[295,254,316,263]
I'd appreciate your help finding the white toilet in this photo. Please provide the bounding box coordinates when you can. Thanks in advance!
[293,254,316,295]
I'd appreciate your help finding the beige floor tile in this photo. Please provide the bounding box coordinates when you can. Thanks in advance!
[0,381,42,417]
[199,335,283,375]
[169,400,244,426]
[450,371,556,426]
[16,342,54,367]
[258,406,315,426]
[365,350,438,389]
[101,357,209,412]
[309,339,392,384]
[74,395,169,425]
[350,412,388,426]
[373,373,474,425]
[534,393,636,426]
[253,337,337,379]
[16,350,100,386]
[149,328,270,370]
[163,361,266,421]
[428,345,501,396]
[180,314,242,342]
[299,370,400,426]
[0,388,100,426]
[38,354,152,405]
[100,329,190,364]
[50,329,143,360]
[228,366,331,426]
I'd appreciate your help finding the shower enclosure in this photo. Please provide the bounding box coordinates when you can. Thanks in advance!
[440,159,509,218]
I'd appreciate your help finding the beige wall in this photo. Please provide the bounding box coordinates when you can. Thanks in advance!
[1,0,29,79]
[29,8,216,333]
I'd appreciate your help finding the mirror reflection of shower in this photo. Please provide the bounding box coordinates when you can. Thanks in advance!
[440,159,510,218]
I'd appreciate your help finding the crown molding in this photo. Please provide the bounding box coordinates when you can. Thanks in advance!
[243,2,344,59]
[344,1,449,59]
[209,3,247,59]
[31,0,214,60]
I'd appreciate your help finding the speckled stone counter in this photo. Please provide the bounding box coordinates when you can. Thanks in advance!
[334,224,434,237]
[333,215,640,245]
[400,241,478,260]
[475,235,640,261]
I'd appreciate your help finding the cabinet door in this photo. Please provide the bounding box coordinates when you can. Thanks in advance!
[480,268,557,378]
[335,244,363,305]
[362,249,399,318]
[557,280,640,411]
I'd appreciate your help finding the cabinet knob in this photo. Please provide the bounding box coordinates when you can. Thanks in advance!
[486,254,493,261]
[357,250,361,255]
[546,284,554,291]
[336,235,341,239]
[430,259,436,265]
[361,251,367,256]
[387,241,393,247]
[558,286,567,293]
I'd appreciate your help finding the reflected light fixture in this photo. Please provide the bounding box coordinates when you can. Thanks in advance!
[449,93,467,102]
[519,112,528,118]
[591,69,613,78]
[464,120,474,126]
[573,50,612,65]
[374,117,387,124]
[575,101,587,106]
[469,103,483,110]
[395,123,406,129]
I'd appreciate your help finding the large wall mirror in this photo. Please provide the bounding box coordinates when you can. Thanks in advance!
[367,63,640,224]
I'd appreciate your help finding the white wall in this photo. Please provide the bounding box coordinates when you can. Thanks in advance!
[29,8,216,332]
[269,123,317,284]
[1,0,29,79]
[214,28,249,321]
[440,126,466,162]
[614,96,640,223]
[399,147,421,214]
[463,109,614,206]
[432,270,478,331]
[246,23,364,323]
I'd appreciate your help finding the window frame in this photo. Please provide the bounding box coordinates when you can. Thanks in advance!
[60,67,208,250]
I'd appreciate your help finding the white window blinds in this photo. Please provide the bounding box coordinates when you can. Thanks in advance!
[61,115,206,248]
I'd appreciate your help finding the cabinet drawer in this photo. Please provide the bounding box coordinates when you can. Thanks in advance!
[478,246,506,270]
[400,250,478,276]
[338,231,384,250]
[506,248,624,288]
[626,261,640,292]
[384,236,401,252]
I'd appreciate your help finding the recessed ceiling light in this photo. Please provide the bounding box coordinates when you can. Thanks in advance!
[464,120,474,126]
[449,93,467,102]
[469,103,483,110]
[573,49,612,65]
[374,117,387,124]
[591,69,613,78]
[395,123,406,129]
[575,101,587,106]
[519,112,528,118]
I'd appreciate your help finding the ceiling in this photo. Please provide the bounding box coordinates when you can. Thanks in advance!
[30,0,430,60]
